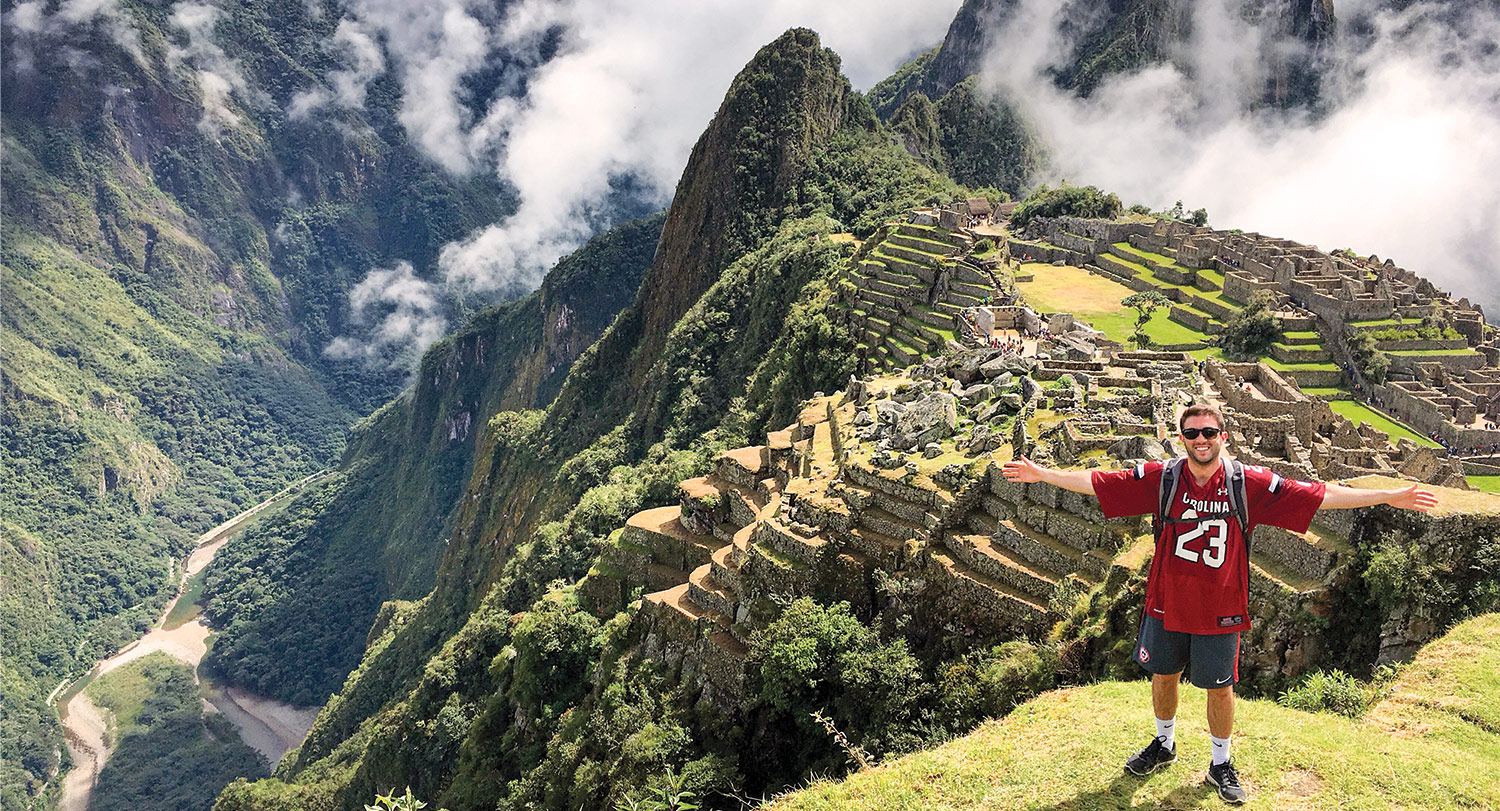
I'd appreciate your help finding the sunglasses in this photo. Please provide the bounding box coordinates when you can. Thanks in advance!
[1180,427,1222,440]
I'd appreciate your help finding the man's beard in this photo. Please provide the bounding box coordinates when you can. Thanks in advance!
[1189,442,1221,465]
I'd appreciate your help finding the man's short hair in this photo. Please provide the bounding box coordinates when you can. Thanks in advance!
[1178,403,1224,432]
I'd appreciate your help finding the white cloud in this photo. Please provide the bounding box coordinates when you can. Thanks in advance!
[330,0,961,364]
[434,0,964,292]
[324,261,448,369]
[289,19,385,120]
[4,0,144,63]
[168,2,251,137]
[977,0,1500,316]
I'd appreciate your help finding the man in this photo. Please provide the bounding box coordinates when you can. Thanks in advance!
[1002,403,1437,803]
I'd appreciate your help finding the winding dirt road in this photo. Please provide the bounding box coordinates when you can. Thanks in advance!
[55,472,327,811]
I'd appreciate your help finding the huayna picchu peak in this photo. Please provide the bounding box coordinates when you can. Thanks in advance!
[9,4,1500,811]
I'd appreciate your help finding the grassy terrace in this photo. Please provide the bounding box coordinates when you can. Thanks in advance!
[1264,357,1339,373]
[1386,349,1482,357]
[1330,400,1438,447]
[1111,241,1187,271]
[772,614,1500,811]
[1016,263,1213,348]
[1468,476,1500,494]
[1300,386,1353,400]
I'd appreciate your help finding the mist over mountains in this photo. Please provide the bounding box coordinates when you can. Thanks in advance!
[6,1,1500,808]
[967,0,1500,317]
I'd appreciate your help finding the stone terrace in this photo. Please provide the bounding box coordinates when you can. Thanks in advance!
[836,215,1005,372]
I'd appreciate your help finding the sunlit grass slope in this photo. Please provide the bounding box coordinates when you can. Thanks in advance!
[770,614,1500,810]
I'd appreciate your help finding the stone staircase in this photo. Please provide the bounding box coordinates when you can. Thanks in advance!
[838,222,1000,372]
[610,403,845,695]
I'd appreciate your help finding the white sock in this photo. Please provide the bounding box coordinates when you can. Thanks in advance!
[1155,717,1176,749]
[1211,734,1231,765]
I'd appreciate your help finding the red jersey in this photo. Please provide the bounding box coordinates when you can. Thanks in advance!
[1092,459,1325,634]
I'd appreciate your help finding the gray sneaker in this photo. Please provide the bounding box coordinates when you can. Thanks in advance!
[1207,760,1248,804]
[1123,737,1176,775]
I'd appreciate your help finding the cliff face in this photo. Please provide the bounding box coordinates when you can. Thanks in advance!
[542,28,859,449]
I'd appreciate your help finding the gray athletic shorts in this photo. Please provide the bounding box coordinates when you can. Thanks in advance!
[1134,615,1241,689]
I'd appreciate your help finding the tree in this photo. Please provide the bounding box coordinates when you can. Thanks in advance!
[1219,292,1282,359]
[1346,327,1390,384]
[1121,291,1170,348]
[1010,183,1122,227]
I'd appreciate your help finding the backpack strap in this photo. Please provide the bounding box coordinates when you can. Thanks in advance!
[1224,458,1252,548]
[1155,458,1186,545]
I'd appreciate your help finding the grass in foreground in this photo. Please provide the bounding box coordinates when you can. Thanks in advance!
[769,615,1500,810]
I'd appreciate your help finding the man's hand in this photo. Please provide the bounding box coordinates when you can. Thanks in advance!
[1388,483,1439,512]
[1322,481,1439,512]
[1001,456,1098,495]
[1002,456,1045,483]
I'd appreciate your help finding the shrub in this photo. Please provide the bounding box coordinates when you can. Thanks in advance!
[1218,291,1281,359]
[1278,670,1369,718]
[937,641,1058,728]
[1346,327,1390,384]
[1010,183,1122,228]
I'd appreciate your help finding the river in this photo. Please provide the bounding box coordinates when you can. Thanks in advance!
[55,472,328,811]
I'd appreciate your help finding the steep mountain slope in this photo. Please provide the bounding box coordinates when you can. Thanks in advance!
[198,214,662,705]
[0,0,508,802]
[213,28,965,810]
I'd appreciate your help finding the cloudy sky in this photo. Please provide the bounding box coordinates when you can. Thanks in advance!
[309,0,964,366]
[976,0,1500,316]
[16,0,1496,365]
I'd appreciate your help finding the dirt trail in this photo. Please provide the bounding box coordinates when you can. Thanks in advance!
[57,693,107,811]
[54,471,327,810]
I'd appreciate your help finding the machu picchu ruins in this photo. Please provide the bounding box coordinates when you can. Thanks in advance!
[582,201,1500,713]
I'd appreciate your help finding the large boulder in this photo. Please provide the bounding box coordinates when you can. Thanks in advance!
[1020,375,1043,404]
[874,400,907,424]
[1108,435,1171,462]
[952,352,989,384]
[959,383,996,406]
[898,391,959,446]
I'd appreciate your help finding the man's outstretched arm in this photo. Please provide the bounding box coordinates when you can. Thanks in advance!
[1002,456,1096,496]
[1320,481,1438,512]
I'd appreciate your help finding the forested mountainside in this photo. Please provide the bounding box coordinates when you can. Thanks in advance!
[199,213,662,705]
[211,28,975,810]
[1,0,514,802]
[199,2,1500,809]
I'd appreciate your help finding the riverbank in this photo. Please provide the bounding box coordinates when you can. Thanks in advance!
[54,471,328,810]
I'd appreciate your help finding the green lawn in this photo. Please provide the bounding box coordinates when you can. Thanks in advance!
[771,615,1500,811]
[1017,264,1212,348]
[1300,387,1354,400]
[1386,349,1481,357]
[1264,357,1340,373]
[1467,476,1500,494]
[1112,241,1188,271]
[1329,400,1438,447]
